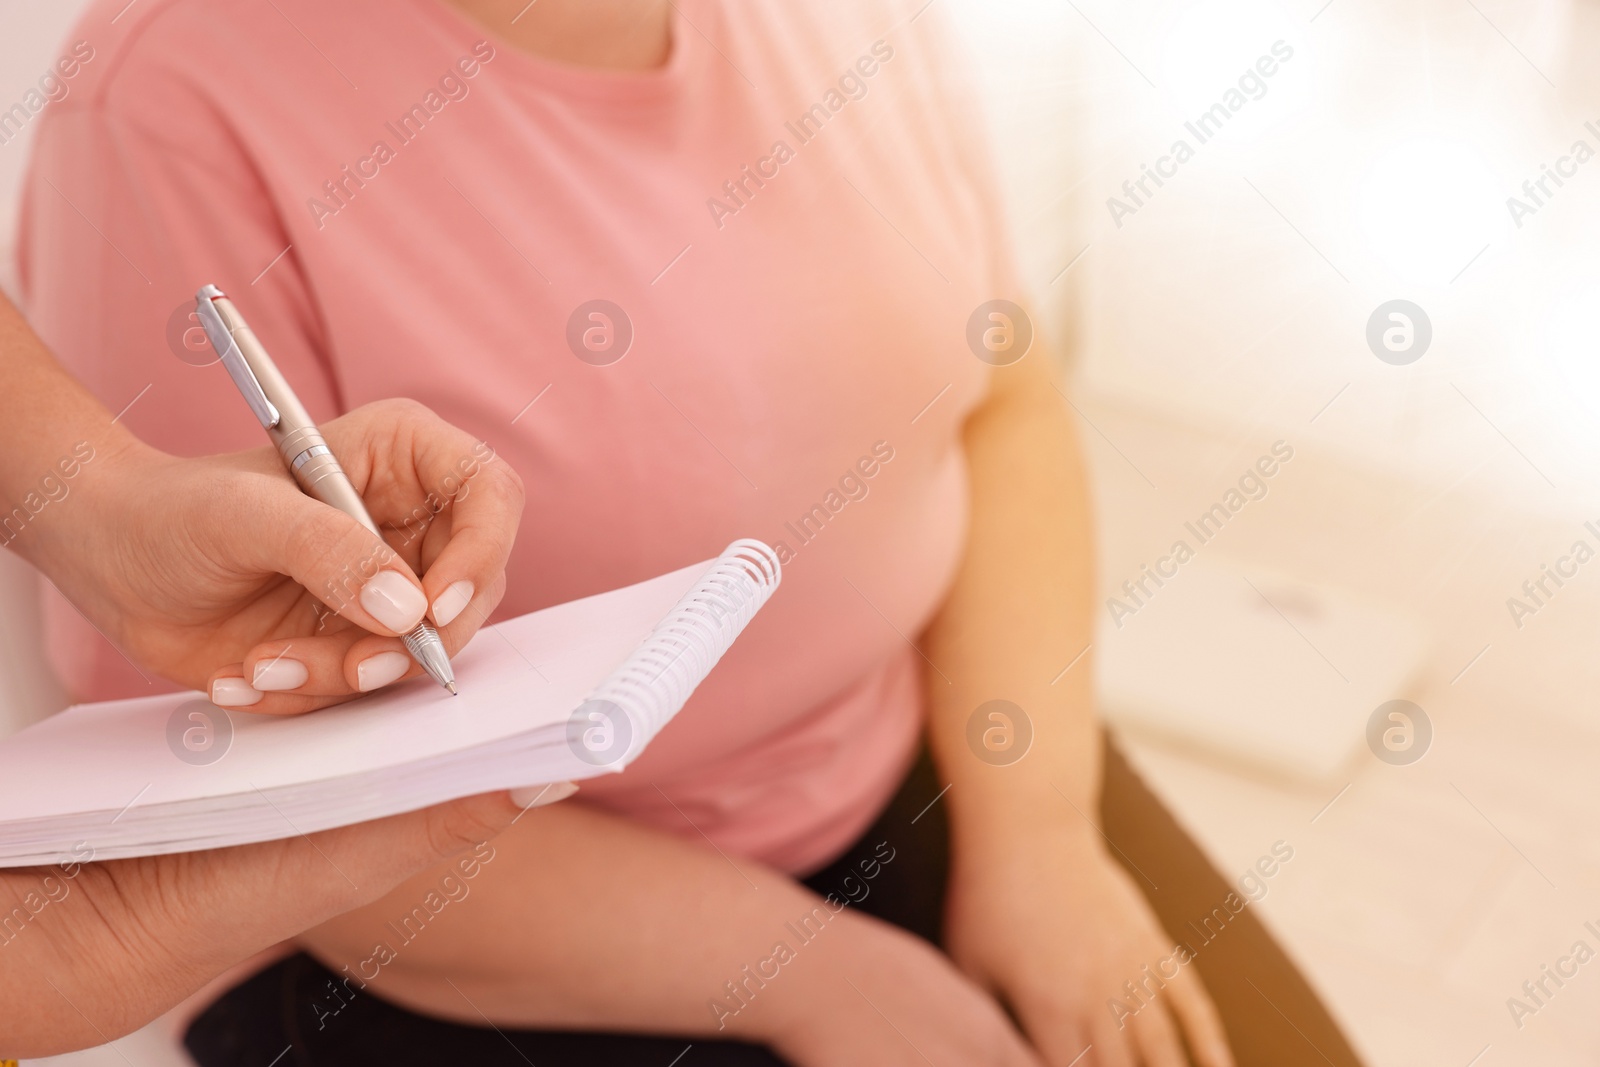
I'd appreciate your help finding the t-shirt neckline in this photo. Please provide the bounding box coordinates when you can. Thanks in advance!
[415,0,697,103]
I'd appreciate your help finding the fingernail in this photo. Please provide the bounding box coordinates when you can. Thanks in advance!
[211,677,262,707]
[431,580,476,627]
[509,781,578,809]
[356,650,412,692]
[252,657,308,691]
[360,570,428,632]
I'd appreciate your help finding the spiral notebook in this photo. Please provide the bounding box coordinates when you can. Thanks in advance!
[0,540,780,867]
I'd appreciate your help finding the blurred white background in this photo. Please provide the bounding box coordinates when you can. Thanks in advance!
[953,2,1600,1064]
[7,0,1600,1064]
[0,2,77,747]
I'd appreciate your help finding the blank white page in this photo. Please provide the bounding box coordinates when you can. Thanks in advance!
[0,560,705,822]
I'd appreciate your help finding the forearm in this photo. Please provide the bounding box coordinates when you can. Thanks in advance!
[299,801,859,1042]
[921,358,1241,1066]
[0,860,332,1053]
[922,355,1101,855]
[0,294,144,573]
[0,792,523,1057]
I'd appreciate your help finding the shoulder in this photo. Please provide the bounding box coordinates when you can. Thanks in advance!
[39,0,390,135]
[42,0,246,114]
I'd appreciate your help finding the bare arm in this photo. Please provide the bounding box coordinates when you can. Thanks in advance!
[923,343,1235,1067]
[300,801,1039,1066]
[921,343,1107,831]
[0,294,142,542]
[0,784,546,1056]
[0,292,553,1056]
[922,339,1102,835]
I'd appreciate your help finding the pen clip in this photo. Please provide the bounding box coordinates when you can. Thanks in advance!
[194,285,281,429]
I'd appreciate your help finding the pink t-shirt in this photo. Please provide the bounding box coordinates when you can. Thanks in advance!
[19,0,1015,874]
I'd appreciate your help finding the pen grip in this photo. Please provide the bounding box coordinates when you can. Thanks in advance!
[277,424,382,537]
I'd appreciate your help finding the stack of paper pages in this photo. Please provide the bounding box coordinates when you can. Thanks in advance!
[0,540,779,866]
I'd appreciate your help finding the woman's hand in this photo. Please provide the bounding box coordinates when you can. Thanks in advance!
[39,398,523,713]
[945,827,1232,1067]
[0,299,572,1057]
[765,910,1044,1067]
[0,785,575,1058]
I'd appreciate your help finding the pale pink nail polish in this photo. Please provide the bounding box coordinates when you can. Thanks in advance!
[431,579,475,627]
[359,571,428,632]
[509,781,578,809]
[253,658,308,691]
[356,650,412,692]
[211,677,263,707]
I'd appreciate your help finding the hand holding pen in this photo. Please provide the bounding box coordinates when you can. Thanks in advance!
[191,284,523,707]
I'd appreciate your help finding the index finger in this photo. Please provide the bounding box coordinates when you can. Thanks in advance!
[325,399,525,639]
[408,438,523,635]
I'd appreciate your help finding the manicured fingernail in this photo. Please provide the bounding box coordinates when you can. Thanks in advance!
[431,580,475,627]
[211,677,262,707]
[359,570,428,632]
[356,650,412,692]
[509,781,578,809]
[252,657,308,691]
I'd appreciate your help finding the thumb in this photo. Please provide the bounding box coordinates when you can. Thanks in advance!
[247,484,430,637]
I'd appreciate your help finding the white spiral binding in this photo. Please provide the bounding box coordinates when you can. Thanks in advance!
[583,540,781,750]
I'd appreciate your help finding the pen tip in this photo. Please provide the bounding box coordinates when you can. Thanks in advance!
[446,682,458,696]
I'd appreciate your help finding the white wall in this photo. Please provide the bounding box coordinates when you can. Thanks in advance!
[990,0,1599,520]
[0,0,93,296]
[0,0,93,734]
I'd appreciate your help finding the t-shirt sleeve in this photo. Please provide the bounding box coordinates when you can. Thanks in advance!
[17,60,341,457]
[16,42,344,700]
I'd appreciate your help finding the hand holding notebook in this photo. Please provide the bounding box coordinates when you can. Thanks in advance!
[0,541,779,867]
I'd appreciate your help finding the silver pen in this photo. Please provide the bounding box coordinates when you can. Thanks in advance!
[193,283,457,694]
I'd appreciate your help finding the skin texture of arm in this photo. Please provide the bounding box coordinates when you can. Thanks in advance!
[300,798,1040,1067]
[924,341,1234,1067]
[0,789,550,1058]
[0,293,572,1055]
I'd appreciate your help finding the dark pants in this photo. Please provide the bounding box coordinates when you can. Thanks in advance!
[187,737,1364,1066]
